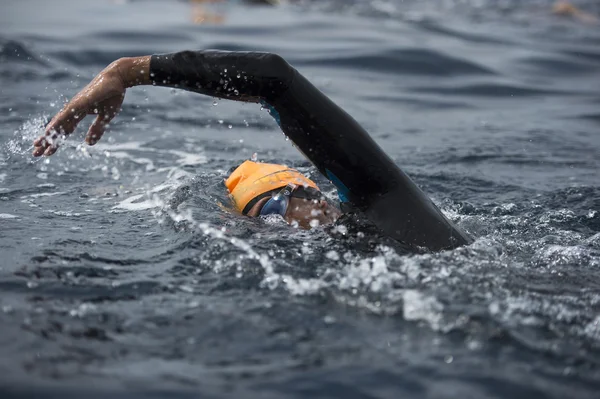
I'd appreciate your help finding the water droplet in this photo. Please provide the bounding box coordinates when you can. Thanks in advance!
[325,250,339,261]
[334,225,348,235]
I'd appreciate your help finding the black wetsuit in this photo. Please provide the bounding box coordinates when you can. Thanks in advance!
[150,50,472,251]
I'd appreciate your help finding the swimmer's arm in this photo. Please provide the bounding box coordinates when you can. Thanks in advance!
[115,51,294,101]
[147,50,295,102]
[34,51,295,156]
[34,56,151,156]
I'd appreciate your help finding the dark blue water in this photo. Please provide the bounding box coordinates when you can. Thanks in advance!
[1,0,600,397]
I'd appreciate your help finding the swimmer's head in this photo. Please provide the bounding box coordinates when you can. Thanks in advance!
[225,160,340,228]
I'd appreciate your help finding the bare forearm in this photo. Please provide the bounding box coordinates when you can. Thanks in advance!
[114,55,152,88]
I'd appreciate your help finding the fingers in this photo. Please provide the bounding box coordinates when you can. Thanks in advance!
[85,95,122,146]
[32,135,54,157]
[44,144,59,156]
[33,136,46,147]
[46,98,88,133]
[32,129,69,157]
[32,102,85,157]
[85,113,110,146]
[32,141,48,157]
[32,87,124,156]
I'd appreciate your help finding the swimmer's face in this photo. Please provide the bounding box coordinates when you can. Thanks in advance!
[284,197,341,228]
[248,196,341,228]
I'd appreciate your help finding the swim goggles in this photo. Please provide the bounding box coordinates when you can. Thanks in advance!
[259,183,295,217]
[259,183,324,217]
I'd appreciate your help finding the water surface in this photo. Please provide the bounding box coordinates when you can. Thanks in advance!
[1,0,600,397]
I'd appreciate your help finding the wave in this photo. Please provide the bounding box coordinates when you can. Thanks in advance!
[411,82,571,97]
[298,48,496,76]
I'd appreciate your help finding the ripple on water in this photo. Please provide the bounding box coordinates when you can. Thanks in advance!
[300,48,496,76]
[1,0,600,396]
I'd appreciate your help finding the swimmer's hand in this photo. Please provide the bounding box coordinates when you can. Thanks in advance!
[33,56,151,157]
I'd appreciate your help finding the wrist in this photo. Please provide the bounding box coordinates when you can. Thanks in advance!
[113,56,151,88]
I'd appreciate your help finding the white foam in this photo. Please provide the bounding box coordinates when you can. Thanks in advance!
[51,210,82,217]
[96,141,206,169]
[584,315,600,341]
[112,194,163,211]
[0,213,18,219]
[260,214,286,224]
[403,289,443,330]
[168,150,207,166]
[283,276,329,296]
[338,254,400,293]
[95,141,148,151]
[24,191,67,199]
[106,151,155,171]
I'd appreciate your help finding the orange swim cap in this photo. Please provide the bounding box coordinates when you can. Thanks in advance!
[225,160,319,214]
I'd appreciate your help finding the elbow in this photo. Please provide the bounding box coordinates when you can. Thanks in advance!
[257,52,295,89]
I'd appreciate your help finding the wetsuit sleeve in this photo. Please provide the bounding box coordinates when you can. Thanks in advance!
[150,51,294,103]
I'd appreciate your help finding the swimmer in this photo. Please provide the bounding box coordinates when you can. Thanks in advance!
[189,0,281,24]
[33,50,472,251]
[225,160,341,229]
[552,1,597,24]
